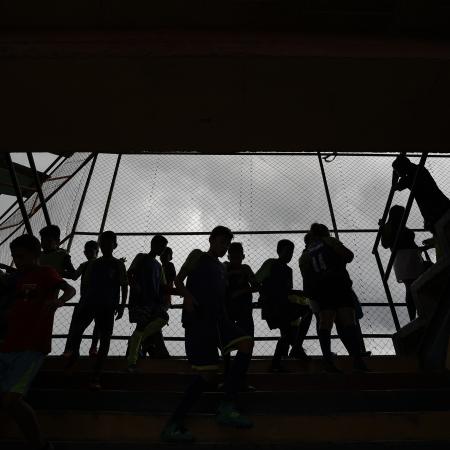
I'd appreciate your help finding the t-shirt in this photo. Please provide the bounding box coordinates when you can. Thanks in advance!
[75,259,95,298]
[182,249,227,320]
[299,239,352,300]
[39,248,76,278]
[223,262,254,314]
[1,266,64,354]
[256,258,293,302]
[400,165,450,227]
[162,262,176,287]
[82,256,127,308]
[381,224,418,251]
[128,253,166,310]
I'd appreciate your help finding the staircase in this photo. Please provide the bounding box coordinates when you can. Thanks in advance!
[2,356,450,449]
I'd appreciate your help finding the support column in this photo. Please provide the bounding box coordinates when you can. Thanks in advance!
[27,152,51,226]
[99,154,122,234]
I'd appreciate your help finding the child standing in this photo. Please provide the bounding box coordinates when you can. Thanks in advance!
[64,240,101,357]
[127,235,170,371]
[256,239,311,372]
[66,231,128,389]
[0,235,75,450]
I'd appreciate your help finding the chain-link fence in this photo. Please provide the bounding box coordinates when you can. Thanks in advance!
[1,152,449,357]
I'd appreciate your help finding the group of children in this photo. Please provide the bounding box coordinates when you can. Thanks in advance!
[0,222,370,447]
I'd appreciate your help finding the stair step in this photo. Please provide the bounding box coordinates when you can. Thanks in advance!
[42,355,419,374]
[33,370,450,391]
[26,388,450,414]
[3,411,450,443]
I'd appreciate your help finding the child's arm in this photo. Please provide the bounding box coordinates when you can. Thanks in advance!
[53,280,76,309]
[127,254,143,292]
[175,250,202,312]
[0,262,16,274]
[116,261,128,320]
[323,237,354,263]
[62,254,77,280]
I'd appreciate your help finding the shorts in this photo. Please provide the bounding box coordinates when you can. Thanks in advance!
[315,287,355,312]
[0,351,45,395]
[129,305,169,326]
[184,313,252,371]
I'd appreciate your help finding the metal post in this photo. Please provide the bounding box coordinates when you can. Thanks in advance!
[374,249,401,331]
[372,171,398,254]
[384,152,428,281]
[317,151,339,239]
[99,154,122,234]
[26,152,51,226]
[66,154,98,252]
[5,153,33,235]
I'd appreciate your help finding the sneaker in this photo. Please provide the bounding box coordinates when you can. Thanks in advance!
[160,422,195,443]
[216,402,253,428]
[127,364,138,374]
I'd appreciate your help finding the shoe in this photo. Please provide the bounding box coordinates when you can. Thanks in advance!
[127,364,138,374]
[89,376,102,391]
[323,358,342,374]
[160,422,195,443]
[89,346,98,357]
[216,402,253,428]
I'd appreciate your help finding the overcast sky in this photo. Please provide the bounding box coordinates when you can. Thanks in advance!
[1,153,448,356]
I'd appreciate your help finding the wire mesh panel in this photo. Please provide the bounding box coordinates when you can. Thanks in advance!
[2,152,450,357]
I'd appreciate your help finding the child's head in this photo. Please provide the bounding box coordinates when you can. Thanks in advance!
[209,226,234,258]
[160,247,173,264]
[10,234,41,269]
[392,155,412,177]
[98,231,117,256]
[389,205,405,224]
[39,225,61,252]
[310,223,331,238]
[304,233,312,248]
[84,240,99,260]
[151,234,168,256]
[228,242,245,265]
[277,239,295,263]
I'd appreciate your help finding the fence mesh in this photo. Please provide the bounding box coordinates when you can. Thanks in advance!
[1,152,449,357]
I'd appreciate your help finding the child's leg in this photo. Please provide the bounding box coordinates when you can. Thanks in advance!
[93,308,115,376]
[295,307,313,349]
[128,317,167,367]
[223,338,253,401]
[335,308,366,361]
[318,310,335,360]
[90,322,100,354]
[63,303,81,355]
[2,392,46,450]
[67,305,95,364]
[272,324,291,369]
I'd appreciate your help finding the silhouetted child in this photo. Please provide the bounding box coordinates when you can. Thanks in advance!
[161,226,254,443]
[127,234,170,371]
[256,240,311,372]
[1,235,75,450]
[381,205,427,320]
[38,225,76,279]
[66,231,128,389]
[64,240,101,356]
[392,155,450,232]
[300,223,367,372]
[139,246,176,359]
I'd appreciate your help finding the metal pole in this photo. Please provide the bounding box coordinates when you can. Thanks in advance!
[26,152,51,226]
[374,249,401,331]
[99,154,122,234]
[384,152,428,281]
[66,154,98,252]
[317,151,339,239]
[5,153,33,235]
